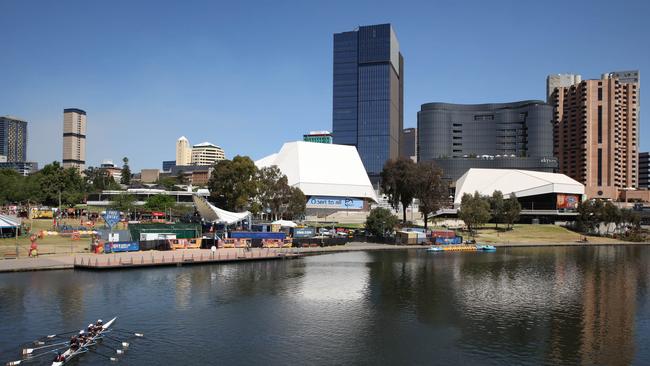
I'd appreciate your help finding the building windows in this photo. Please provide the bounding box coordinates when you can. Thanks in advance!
[597,106,603,143]
[474,114,494,121]
[598,88,602,101]
[597,148,602,186]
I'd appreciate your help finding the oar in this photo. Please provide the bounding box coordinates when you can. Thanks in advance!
[6,345,69,365]
[112,329,144,337]
[84,347,118,362]
[99,343,126,355]
[102,335,130,348]
[33,330,80,344]
[22,341,68,355]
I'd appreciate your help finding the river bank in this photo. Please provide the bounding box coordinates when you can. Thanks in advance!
[1,240,648,273]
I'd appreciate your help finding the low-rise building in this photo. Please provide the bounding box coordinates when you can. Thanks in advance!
[0,161,38,176]
[303,131,333,144]
[141,169,160,183]
[191,142,225,166]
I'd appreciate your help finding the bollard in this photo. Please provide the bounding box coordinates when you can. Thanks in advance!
[108,258,111,266]
[74,257,76,265]
[200,253,203,261]
[119,257,122,264]
[131,257,134,265]
[141,255,144,264]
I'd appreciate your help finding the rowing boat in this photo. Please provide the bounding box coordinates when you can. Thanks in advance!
[52,317,116,366]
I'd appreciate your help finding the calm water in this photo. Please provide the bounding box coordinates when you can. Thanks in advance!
[1,246,650,365]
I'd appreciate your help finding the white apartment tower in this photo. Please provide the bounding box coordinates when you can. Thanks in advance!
[176,136,192,166]
[191,142,225,166]
[62,108,87,170]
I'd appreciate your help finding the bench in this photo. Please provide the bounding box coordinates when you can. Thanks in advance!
[4,253,17,260]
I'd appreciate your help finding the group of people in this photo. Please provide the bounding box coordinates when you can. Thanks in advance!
[54,319,104,363]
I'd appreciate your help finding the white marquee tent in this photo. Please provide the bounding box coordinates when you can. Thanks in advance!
[454,169,585,206]
[192,195,251,225]
[255,141,378,202]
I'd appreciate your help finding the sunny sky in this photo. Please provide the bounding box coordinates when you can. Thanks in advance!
[1,0,648,171]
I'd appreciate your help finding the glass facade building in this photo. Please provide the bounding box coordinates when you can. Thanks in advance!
[332,24,403,178]
[0,116,28,162]
[418,100,557,182]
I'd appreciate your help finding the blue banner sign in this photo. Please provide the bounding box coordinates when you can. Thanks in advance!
[103,209,121,229]
[435,237,462,245]
[306,196,364,210]
[104,241,139,253]
[293,227,316,238]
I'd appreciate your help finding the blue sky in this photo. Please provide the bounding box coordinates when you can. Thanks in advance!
[1,0,648,171]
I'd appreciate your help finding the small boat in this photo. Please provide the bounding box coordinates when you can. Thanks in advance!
[426,246,444,252]
[476,245,496,251]
[52,317,116,366]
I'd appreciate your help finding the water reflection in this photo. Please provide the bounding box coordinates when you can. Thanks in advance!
[0,247,649,365]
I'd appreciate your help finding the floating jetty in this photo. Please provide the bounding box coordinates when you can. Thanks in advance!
[427,244,496,252]
[74,249,302,270]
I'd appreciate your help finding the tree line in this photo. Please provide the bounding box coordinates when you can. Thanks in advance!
[0,159,133,207]
[458,191,521,235]
[207,156,306,220]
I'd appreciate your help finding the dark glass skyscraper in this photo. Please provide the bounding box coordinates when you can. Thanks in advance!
[0,116,28,162]
[332,24,403,179]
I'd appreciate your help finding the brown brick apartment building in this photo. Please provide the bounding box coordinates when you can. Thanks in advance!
[551,76,639,200]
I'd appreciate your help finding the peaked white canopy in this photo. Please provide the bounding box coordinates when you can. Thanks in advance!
[454,168,584,206]
[0,215,20,228]
[271,220,297,227]
[255,141,378,202]
[193,196,251,224]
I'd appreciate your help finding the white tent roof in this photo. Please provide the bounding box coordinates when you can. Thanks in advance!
[0,215,20,228]
[255,141,378,202]
[271,220,297,227]
[192,195,250,224]
[454,169,584,205]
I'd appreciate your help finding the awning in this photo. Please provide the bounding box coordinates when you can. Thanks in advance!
[193,195,251,225]
[0,215,20,228]
[271,220,297,227]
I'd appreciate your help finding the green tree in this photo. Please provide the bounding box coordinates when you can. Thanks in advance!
[29,162,88,207]
[602,201,621,235]
[257,166,290,220]
[458,191,491,236]
[176,170,188,185]
[381,158,418,223]
[144,194,176,212]
[120,157,131,185]
[207,155,258,211]
[157,176,177,191]
[0,169,26,204]
[109,193,136,212]
[576,200,604,234]
[365,207,399,238]
[502,193,521,230]
[489,190,505,229]
[85,166,120,192]
[284,186,306,220]
[414,162,448,230]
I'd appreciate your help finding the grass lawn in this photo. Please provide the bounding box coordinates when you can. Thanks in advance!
[471,224,630,244]
[0,218,126,258]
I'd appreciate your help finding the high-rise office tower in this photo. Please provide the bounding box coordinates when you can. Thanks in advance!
[62,108,87,170]
[0,116,27,162]
[190,142,225,166]
[546,74,582,101]
[332,23,403,180]
[176,136,191,166]
[551,75,639,199]
[400,128,417,161]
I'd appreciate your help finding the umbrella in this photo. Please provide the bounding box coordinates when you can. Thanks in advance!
[271,220,297,228]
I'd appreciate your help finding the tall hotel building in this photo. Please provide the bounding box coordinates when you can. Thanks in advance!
[332,23,403,181]
[550,74,639,199]
[176,136,192,166]
[62,108,87,170]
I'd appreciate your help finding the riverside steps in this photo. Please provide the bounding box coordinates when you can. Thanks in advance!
[74,248,302,270]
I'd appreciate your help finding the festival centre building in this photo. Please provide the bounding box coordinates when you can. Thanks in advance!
[454,169,585,222]
[255,141,378,216]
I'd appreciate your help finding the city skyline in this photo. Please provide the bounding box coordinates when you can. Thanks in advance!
[1,0,648,171]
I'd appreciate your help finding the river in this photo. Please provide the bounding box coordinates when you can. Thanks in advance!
[1,246,649,365]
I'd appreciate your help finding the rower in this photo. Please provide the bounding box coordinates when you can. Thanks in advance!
[53,351,66,362]
[96,319,103,328]
[87,323,95,335]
